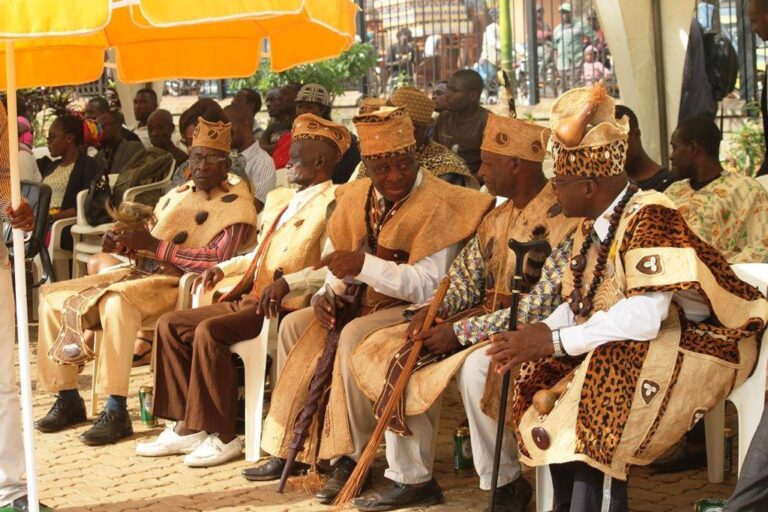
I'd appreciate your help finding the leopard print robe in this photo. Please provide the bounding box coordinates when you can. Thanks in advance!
[512,190,768,480]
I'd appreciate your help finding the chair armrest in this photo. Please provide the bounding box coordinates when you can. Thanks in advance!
[177,272,200,311]
[123,179,170,203]
[49,217,77,253]
[191,274,243,309]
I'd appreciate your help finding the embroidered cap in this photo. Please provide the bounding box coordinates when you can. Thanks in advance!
[481,113,550,163]
[191,117,232,153]
[389,86,435,126]
[296,83,331,107]
[354,106,416,159]
[292,113,351,160]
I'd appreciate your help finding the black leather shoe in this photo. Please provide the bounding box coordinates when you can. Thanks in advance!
[352,478,444,511]
[316,456,364,504]
[242,457,309,481]
[649,437,706,473]
[483,476,533,512]
[79,409,133,446]
[0,496,55,511]
[34,396,87,433]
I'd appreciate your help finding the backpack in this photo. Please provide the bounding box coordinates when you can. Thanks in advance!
[703,30,738,101]
[111,147,174,208]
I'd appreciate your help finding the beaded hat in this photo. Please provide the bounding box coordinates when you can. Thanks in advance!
[481,113,550,163]
[389,86,435,126]
[191,117,232,153]
[296,83,331,107]
[549,85,629,178]
[292,113,351,160]
[354,106,416,159]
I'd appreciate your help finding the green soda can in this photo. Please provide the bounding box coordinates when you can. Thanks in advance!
[724,428,733,479]
[454,426,473,476]
[139,385,157,427]
[694,498,726,512]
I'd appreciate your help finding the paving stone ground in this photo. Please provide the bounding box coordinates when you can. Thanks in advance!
[17,321,738,512]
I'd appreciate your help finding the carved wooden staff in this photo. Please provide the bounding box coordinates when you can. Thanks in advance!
[333,277,452,505]
[488,238,551,511]
[276,285,363,493]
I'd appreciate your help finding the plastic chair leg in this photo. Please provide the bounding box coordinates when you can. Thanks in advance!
[705,401,726,483]
[730,380,766,475]
[536,465,553,512]
[234,318,273,462]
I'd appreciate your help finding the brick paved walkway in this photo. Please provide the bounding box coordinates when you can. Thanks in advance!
[19,323,737,512]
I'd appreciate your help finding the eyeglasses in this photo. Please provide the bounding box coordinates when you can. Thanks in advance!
[189,154,229,166]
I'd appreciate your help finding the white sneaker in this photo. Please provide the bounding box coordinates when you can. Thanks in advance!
[135,427,207,457]
[183,434,243,468]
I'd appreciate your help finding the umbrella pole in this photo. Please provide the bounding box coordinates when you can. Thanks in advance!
[5,40,40,512]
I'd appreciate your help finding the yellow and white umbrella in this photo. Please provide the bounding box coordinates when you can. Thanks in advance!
[0,2,357,509]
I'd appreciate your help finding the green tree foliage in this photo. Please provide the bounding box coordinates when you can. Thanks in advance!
[231,42,377,97]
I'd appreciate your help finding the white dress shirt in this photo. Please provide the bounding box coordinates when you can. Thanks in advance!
[314,172,459,305]
[543,186,710,356]
[240,141,276,204]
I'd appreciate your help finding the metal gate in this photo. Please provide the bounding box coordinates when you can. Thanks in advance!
[360,0,608,104]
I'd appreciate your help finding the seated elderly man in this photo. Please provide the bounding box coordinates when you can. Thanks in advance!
[34,118,257,446]
[356,87,476,187]
[247,107,494,505]
[135,114,350,468]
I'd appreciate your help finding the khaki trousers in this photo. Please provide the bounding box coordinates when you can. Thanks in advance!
[384,348,520,488]
[277,305,408,461]
[0,258,27,505]
[37,292,150,397]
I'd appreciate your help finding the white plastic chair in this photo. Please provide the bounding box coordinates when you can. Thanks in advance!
[49,215,77,281]
[187,272,280,462]
[704,263,768,483]
[71,161,175,278]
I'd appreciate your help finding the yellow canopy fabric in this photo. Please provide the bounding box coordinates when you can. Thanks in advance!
[0,0,357,89]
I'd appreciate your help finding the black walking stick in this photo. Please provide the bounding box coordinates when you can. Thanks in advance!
[488,238,551,511]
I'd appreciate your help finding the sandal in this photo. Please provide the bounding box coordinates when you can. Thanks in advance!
[132,335,153,367]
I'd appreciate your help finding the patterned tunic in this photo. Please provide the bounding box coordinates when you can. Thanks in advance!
[665,171,768,263]
[439,235,573,345]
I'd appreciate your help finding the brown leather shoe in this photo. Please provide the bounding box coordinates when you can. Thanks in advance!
[316,456,371,504]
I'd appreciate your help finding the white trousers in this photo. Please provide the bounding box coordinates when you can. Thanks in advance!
[0,257,27,505]
[384,347,521,489]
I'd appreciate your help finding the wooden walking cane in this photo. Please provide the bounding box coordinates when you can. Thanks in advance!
[488,238,551,511]
[333,277,452,505]
[277,284,364,493]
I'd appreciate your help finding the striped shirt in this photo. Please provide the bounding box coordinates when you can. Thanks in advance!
[154,222,252,273]
[240,142,276,204]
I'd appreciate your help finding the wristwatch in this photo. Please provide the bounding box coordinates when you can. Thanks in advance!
[552,329,566,358]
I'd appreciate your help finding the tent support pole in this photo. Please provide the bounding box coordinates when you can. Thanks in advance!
[5,39,40,512]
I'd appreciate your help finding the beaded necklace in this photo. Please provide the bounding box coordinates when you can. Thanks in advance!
[568,183,639,317]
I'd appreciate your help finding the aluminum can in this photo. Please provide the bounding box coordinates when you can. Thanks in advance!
[694,498,726,512]
[454,426,473,476]
[724,428,733,478]
[139,385,157,427]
